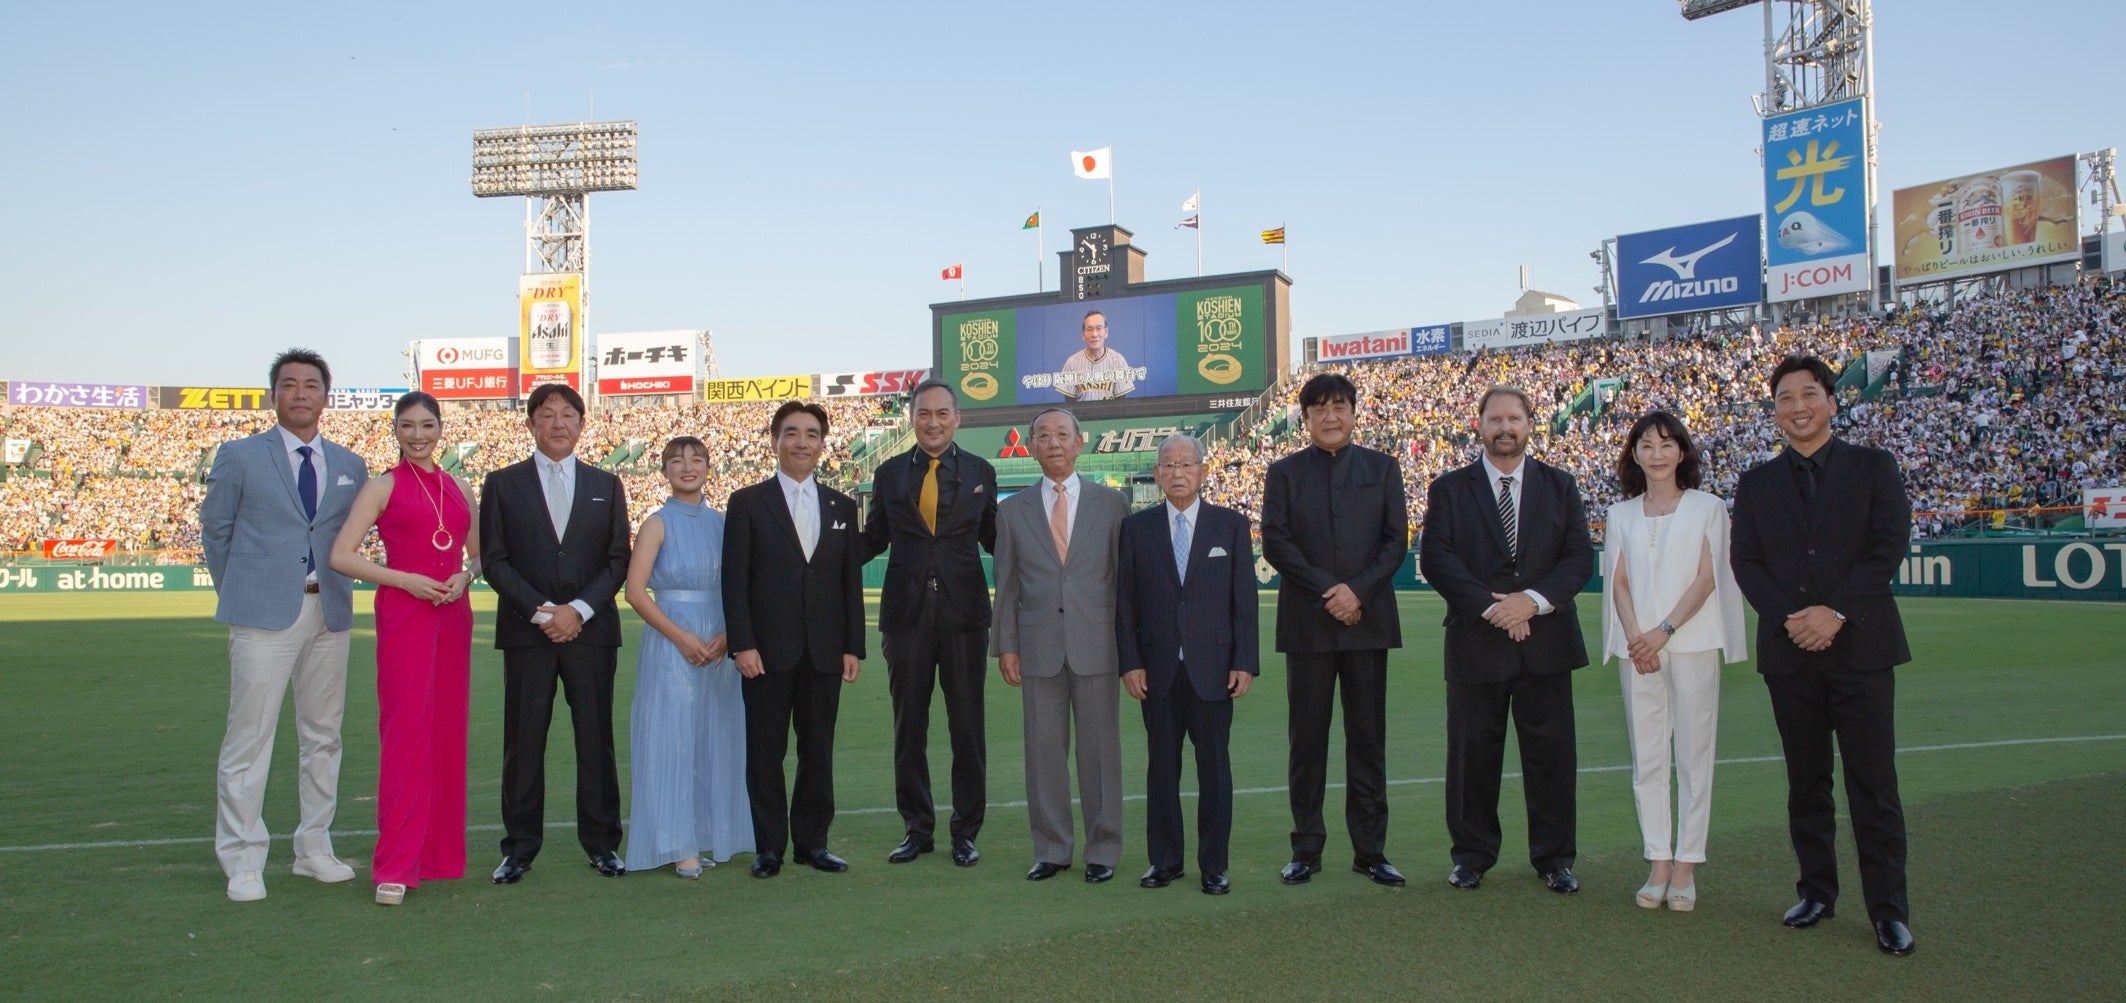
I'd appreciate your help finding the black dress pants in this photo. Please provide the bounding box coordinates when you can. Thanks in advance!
[499,642,622,861]
[1285,649,1388,865]
[742,657,844,857]
[1142,669,1235,874]
[1444,670,1576,875]
[882,587,988,845]
[1765,656,1909,923]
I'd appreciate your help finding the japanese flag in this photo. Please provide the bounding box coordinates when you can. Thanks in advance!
[1072,147,1112,180]
[940,263,963,281]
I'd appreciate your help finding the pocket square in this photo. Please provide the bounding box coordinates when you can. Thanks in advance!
[335,475,355,487]
[832,520,847,530]
[974,485,986,494]
[1208,546,1230,558]
[592,497,607,502]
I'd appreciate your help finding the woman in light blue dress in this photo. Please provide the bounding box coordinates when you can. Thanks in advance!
[623,436,753,876]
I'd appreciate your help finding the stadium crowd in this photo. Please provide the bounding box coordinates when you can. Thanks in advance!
[2,279,2120,560]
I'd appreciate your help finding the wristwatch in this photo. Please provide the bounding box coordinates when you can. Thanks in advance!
[1830,610,1847,622]
[1658,619,1676,636]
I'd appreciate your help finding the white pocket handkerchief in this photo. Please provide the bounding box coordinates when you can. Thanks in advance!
[335,475,355,487]
[974,485,986,494]
[592,496,607,502]
[1208,546,1229,558]
[832,520,846,530]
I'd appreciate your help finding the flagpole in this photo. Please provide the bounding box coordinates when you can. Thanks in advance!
[1281,221,1288,273]
[960,262,966,301]
[1037,208,1044,293]
[1107,146,1115,224]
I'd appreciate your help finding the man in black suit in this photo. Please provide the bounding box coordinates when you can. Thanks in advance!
[1418,385,1593,895]
[723,400,867,878]
[1260,373,1410,887]
[1730,355,1915,956]
[1117,434,1259,895]
[859,378,998,867]
[480,383,632,883]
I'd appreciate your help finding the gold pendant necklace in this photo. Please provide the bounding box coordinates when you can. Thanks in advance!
[409,462,455,551]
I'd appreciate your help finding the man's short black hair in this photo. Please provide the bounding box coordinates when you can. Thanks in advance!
[269,348,332,394]
[1297,372,1358,411]
[526,383,586,417]
[771,399,831,438]
[908,377,956,410]
[1768,355,1837,399]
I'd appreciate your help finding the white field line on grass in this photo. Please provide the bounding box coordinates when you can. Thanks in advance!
[4,734,2120,854]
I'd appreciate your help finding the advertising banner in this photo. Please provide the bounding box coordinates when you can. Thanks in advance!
[327,387,409,411]
[416,337,514,400]
[4,439,28,464]
[1409,324,1452,355]
[1764,98,1871,301]
[1616,215,1764,319]
[2086,485,2126,531]
[159,386,269,410]
[518,273,584,394]
[9,382,150,409]
[700,375,812,402]
[1319,330,1412,363]
[42,539,118,561]
[596,330,699,397]
[939,285,1265,411]
[2105,230,2126,274]
[1462,308,1606,352]
[816,369,932,398]
[1893,155,2079,284]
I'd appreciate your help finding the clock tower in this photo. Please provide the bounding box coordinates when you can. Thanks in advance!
[1062,224,1147,301]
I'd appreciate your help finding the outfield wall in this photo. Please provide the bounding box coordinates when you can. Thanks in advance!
[4,540,2121,602]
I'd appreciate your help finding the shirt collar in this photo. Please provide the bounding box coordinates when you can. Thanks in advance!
[778,470,817,496]
[279,425,321,453]
[534,452,576,475]
[1165,497,1199,522]
[1046,472,1081,498]
[1484,454,1526,484]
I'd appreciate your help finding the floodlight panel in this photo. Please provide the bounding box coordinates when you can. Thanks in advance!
[471,120,639,197]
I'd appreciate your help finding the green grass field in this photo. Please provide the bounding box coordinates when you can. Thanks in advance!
[1,592,2121,1000]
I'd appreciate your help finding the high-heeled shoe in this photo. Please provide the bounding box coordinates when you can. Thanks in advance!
[676,858,703,879]
[375,882,406,906]
[1635,881,1668,909]
[1666,881,1697,912]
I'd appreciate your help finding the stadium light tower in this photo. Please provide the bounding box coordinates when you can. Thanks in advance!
[470,120,639,400]
[1682,0,1879,311]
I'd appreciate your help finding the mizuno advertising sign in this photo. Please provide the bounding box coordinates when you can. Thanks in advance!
[1615,215,1763,320]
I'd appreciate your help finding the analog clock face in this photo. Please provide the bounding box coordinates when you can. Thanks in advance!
[1078,232,1108,265]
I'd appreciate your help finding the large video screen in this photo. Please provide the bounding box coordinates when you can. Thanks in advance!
[937,282,1271,417]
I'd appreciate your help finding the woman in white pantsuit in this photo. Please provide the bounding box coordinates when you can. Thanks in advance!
[1601,411,1746,913]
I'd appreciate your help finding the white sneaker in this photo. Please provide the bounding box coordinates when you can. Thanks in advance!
[227,870,267,902]
[292,855,356,883]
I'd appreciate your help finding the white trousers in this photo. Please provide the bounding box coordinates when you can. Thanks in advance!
[1620,648,1721,863]
[215,594,349,876]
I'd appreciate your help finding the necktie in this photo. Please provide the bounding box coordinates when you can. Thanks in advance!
[1797,455,1820,509]
[546,461,571,540]
[1497,475,1518,561]
[1173,511,1191,581]
[796,486,818,560]
[296,445,318,572]
[919,455,941,534]
[1049,482,1070,563]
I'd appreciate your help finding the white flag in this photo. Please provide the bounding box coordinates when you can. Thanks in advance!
[1182,191,1200,212]
[1071,147,1112,180]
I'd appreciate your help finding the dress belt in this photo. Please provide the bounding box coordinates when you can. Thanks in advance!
[655,589,714,604]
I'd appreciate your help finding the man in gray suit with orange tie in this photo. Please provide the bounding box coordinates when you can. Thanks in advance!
[200,348,370,902]
[991,407,1129,885]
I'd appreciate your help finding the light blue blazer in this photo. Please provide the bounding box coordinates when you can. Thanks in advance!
[199,429,369,632]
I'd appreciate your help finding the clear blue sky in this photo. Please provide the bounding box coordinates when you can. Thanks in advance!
[5,1,2117,389]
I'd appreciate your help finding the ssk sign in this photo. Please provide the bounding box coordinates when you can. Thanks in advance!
[816,369,931,397]
[1615,214,1763,320]
[43,538,118,561]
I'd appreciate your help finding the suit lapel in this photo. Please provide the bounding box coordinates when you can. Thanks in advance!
[265,432,308,522]
[1466,462,1511,560]
[562,461,597,546]
[1181,506,1217,589]
[1806,440,1846,536]
[1024,488,1064,566]
[1769,448,1813,539]
[770,477,808,559]
[1517,461,1550,554]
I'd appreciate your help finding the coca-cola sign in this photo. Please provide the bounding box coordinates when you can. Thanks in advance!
[42,538,119,561]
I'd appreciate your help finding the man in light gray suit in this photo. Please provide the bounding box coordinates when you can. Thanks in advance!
[199,348,370,902]
[992,407,1129,884]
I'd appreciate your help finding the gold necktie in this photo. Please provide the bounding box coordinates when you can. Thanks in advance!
[919,455,941,534]
[1049,482,1070,562]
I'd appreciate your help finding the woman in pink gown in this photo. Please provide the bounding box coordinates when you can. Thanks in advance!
[330,391,477,906]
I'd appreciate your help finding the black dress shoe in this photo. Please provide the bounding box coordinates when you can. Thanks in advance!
[491,856,531,885]
[887,838,934,864]
[750,853,782,878]
[1353,860,1407,887]
[589,850,627,878]
[1140,865,1183,889]
[1540,867,1579,894]
[1280,859,1321,885]
[1782,898,1835,928]
[1025,861,1068,881]
[1875,920,1915,956]
[951,840,981,867]
[792,849,849,873]
[1084,863,1115,884]
[1201,873,1230,895]
[1448,865,1483,889]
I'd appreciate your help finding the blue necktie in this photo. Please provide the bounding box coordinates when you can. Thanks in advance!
[297,445,318,571]
[1173,511,1190,582]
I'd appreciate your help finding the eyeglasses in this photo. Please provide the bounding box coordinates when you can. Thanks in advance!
[1155,461,1202,472]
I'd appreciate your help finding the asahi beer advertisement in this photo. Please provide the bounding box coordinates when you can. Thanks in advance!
[1892,155,2079,285]
[518,272,583,394]
[939,285,1265,411]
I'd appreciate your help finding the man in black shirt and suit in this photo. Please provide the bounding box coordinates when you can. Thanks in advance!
[480,383,632,884]
[1418,385,1593,895]
[1260,373,1410,887]
[859,378,998,867]
[723,400,867,878]
[1730,355,1915,956]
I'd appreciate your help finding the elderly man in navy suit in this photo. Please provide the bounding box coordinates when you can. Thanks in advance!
[200,348,370,902]
[1117,434,1259,895]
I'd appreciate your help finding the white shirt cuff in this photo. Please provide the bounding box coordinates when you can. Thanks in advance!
[570,599,596,623]
[1524,590,1553,615]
